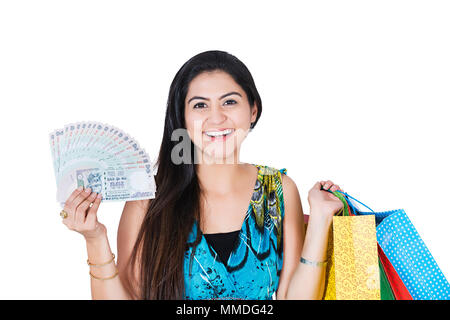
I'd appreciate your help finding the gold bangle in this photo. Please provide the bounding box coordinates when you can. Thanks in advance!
[89,268,119,281]
[87,253,115,267]
[300,257,328,267]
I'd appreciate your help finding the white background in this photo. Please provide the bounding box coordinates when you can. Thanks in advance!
[0,1,449,299]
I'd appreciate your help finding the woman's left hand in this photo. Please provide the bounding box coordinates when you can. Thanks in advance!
[307,180,344,223]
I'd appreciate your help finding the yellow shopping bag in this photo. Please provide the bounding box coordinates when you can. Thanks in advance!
[327,215,380,299]
[305,191,381,300]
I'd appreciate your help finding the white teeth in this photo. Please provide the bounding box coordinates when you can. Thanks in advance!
[204,129,234,137]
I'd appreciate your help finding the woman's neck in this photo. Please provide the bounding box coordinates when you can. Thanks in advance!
[195,162,246,196]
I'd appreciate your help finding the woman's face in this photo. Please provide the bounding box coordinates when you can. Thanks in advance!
[184,70,258,164]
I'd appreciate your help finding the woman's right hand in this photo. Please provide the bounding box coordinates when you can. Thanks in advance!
[62,186,107,242]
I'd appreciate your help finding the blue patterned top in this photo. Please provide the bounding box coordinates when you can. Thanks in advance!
[183,164,287,300]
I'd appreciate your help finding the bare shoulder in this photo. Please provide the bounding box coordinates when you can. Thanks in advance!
[279,172,304,216]
[280,172,300,197]
[118,199,150,231]
[280,172,295,187]
[123,199,151,213]
[118,199,151,241]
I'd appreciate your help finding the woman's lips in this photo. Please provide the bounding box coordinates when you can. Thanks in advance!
[203,129,235,142]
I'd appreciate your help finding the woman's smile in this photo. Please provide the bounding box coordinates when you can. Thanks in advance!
[203,128,235,142]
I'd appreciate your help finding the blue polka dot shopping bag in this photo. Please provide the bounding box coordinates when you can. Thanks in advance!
[335,190,450,300]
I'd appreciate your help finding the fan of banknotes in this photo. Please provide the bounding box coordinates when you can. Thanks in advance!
[49,121,157,207]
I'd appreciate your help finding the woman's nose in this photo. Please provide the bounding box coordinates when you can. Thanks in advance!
[208,104,227,123]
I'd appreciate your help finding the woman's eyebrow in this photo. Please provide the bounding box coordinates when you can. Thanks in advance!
[187,91,242,104]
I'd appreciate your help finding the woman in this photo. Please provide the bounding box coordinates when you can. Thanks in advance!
[60,50,344,300]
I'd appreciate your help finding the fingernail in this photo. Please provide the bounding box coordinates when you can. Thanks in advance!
[96,193,102,199]
[84,188,91,193]
[91,192,97,197]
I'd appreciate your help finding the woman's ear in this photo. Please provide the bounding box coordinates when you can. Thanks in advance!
[250,103,258,123]
[249,104,258,132]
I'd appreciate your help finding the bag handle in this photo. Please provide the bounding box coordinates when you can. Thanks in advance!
[321,188,375,215]
[329,190,352,216]
[335,190,375,213]
[320,187,375,214]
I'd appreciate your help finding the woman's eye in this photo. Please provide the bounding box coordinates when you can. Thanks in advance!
[193,103,207,109]
[224,99,237,106]
[193,100,236,109]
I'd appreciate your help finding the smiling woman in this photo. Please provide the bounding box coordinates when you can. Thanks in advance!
[184,70,258,164]
[124,50,273,299]
[69,50,344,300]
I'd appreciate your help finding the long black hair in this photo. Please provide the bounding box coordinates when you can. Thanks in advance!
[129,50,263,299]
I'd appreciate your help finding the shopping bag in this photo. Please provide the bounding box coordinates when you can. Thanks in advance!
[344,195,396,300]
[378,244,413,300]
[321,225,336,299]
[338,190,450,300]
[306,191,381,300]
[378,258,395,300]
[313,231,392,300]
[332,214,381,299]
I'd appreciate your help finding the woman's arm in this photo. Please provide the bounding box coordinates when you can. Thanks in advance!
[86,232,132,299]
[87,199,149,300]
[284,211,331,299]
[62,188,148,299]
[116,199,150,299]
[275,174,305,299]
[276,176,342,300]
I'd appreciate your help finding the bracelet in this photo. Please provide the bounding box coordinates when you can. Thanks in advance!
[300,256,328,267]
[89,268,119,281]
[87,253,115,267]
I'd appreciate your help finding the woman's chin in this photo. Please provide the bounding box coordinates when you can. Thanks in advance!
[198,149,238,165]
